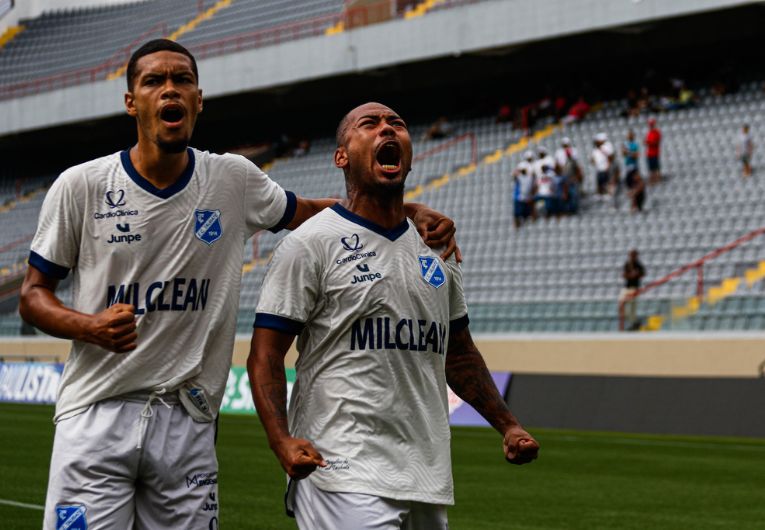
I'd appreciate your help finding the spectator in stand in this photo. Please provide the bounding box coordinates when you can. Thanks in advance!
[677,84,698,109]
[423,116,453,141]
[517,102,538,134]
[622,130,646,212]
[645,117,662,185]
[636,87,656,115]
[554,95,568,121]
[512,151,537,229]
[620,249,646,331]
[293,139,311,157]
[737,123,754,177]
[591,134,612,196]
[563,96,590,125]
[535,162,559,219]
[537,94,553,119]
[555,137,582,214]
[623,88,640,118]
[497,103,512,124]
[599,133,620,202]
[533,145,555,181]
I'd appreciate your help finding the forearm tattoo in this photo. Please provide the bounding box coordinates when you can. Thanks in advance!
[261,382,288,420]
[445,330,517,433]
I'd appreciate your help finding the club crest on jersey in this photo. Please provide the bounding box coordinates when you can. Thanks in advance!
[55,504,87,530]
[418,256,446,288]
[194,209,223,246]
[341,234,363,252]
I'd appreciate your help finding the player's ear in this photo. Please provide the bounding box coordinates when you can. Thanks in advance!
[197,89,203,113]
[125,91,137,117]
[334,147,348,170]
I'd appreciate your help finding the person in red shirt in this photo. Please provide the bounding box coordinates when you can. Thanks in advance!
[645,117,662,185]
[563,96,590,125]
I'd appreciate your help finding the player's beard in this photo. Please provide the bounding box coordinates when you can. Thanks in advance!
[157,138,189,154]
[354,174,405,201]
[375,179,405,199]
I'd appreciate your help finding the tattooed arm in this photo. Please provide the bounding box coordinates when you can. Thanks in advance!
[247,328,326,479]
[445,326,539,464]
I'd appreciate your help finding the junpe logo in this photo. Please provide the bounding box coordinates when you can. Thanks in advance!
[105,189,126,208]
[107,223,142,244]
[351,263,382,284]
[341,234,363,252]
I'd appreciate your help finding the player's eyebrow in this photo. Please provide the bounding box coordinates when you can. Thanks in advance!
[355,113,404,124]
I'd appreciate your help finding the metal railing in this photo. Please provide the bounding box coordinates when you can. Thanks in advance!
[0,22,167,100]
[413,132,478,167]
[618,226,765,331]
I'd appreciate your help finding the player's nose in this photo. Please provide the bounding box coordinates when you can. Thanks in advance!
[379,121,396,137]
[160,80,180,98]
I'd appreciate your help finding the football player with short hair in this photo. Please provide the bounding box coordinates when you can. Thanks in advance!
[249,102,539,530]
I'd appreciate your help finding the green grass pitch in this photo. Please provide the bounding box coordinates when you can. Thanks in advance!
[1,403,764,529]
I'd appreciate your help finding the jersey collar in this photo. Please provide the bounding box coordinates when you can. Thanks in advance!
[120,148,195,199]
[331,203,410,241]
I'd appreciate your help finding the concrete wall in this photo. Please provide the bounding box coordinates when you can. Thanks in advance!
[0,0,756,136]
[5,332,764,436]
[8,332,764,378]
[508,374,765,437]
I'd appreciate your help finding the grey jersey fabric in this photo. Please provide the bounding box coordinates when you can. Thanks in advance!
[255,204,468,505]
[31,148,292,422]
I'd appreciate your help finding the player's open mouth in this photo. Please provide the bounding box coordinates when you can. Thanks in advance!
[375,141,402,175]
[159,104,185,128]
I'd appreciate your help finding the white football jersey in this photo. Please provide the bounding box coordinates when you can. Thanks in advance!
[30,148,294,423]
[255,204,469,505]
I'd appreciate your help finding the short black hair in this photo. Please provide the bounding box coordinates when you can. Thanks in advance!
[126,39,198,91]
[336,111,353,147]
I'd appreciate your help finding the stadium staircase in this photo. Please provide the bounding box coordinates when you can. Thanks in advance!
[106,0,235,81]
[0,24,23,49]
[631,226,765,332]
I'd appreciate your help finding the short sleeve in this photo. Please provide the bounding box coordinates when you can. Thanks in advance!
[254,232,321,334]
[29,172,83,279]
[445,256,469,333]
[243,159,296,235]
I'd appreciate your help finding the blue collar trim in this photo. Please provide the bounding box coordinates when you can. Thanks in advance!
[120,148,195,199]
[331,203,409,241]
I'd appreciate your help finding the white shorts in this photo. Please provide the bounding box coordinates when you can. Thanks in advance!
[292,477,449,530]
[44,395,219,530]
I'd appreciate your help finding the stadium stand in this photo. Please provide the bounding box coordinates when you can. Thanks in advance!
[1,24,764,336]
[0,1,194,87]
[0,0,475,97]
[175,0,345,49]
[232,82,765,333]
[1,81,764,335]
[0,0,351,93]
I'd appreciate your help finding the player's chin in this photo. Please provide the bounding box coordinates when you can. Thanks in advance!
[373,169,406,191]
[157,137,190,154]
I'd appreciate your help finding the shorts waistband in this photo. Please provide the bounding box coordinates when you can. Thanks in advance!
[117,389,180,404]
